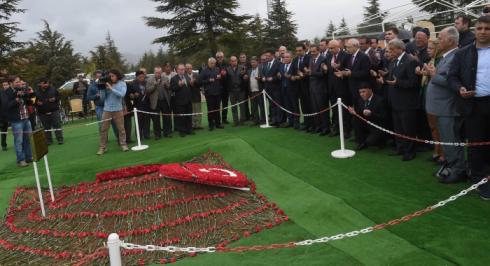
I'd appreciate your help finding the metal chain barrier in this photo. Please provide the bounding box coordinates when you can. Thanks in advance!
[341,103,490,147]
[263,90,337,117]
[115,177,488,254]
[136,92,264,117]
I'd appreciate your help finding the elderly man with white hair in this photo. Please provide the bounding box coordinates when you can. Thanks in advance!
[425,26,466,183]
[339,38,372,103]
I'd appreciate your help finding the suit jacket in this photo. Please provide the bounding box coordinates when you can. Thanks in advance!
[388,53,422,111]
[325,51,350,98]
[170,75,192,106]
[347,51,372,95]
[354,94,387,125]
[146,75,171,109]
[187,72,201,103]
[291,54,310,90]
[261,59,281,91]
[280,63,294,90]
[425,50,460,117]
[199,67,222,96]
[309,55,327,94]
[226,66,244,92]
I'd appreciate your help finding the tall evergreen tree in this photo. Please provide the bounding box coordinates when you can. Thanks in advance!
[89,33,127,72]
[263,0,298,50]
[325,20,337,38]
[145,0,250,57]
[337,17,351,36]
[0,0,25,70]
[247,14,267,55]
[29,21,81,87]
[357,0,385,34]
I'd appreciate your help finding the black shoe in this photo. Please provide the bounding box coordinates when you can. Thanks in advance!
[300,125,309,131]
[356,143,368,151]
[1,146,6,151]
[189,131,196,135]
[439,173,467,184]
[179,132,186,137]
[402,153,415,161]
[223,120,230,124]
[209,127,215,131]
[280,123,290,128]
[126,140,134,144]
[58,140,64,145]
[216,125,224,129]
[319,130,330,136]
[329,131,339,137]
[195,127,204,130]
[164,134,173,138]
[478,184,490,201]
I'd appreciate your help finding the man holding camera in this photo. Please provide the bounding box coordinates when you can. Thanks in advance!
[35,78,64,145]
[1,76,33,167]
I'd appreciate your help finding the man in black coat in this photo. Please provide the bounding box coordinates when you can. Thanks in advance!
[226,56,246,126]
[35,78,64,145]
[291,43,313,132]
[385,39,421,161]
[455,15,476,47]
[348,84,387,150]
[261,49,282,126]
[326,40,352,137]
[279,51,299,128]
[448,15,490,200]
[306,44,330,135]
[199,58,224,131]
[340,39,372,104]
[0,79,10,151]
[216,51,229,124]
[171,64,193,137]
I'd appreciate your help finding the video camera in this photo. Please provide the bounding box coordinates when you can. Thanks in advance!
[96,72,111,90]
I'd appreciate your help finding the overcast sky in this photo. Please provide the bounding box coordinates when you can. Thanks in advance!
[11,0,416,61]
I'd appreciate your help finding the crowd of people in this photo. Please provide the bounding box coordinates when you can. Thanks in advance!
[1,11,489,199]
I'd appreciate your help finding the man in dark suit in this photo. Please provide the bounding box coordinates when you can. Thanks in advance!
[291,43,313,132]
[455,15,476,47]
[326,40,351,137]
[199,58,223,131]
[170,64,193,137]
[305,44,330,135]
[348,83,387,150]
[261,49,282,126]
[226,56,246,126]
[448,16,490,200]
[216,51,229,124]
[385,39,421,161]
[339,39,372,104]
[279,51,299,128]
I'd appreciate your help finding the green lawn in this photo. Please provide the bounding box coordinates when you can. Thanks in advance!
[0,114,489,266]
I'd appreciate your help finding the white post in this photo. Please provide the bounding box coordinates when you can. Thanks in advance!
[33,162,46,217]
[43,155,55,202]
[131,108,149,151]
[107,233,122,266]
[331,98,356,159]
[260,91,273,128]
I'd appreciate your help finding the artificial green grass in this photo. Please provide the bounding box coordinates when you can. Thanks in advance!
[0,115,489,266]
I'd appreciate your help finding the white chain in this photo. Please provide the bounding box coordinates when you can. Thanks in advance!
[117,178,488,253]
[263,91,338,117]
[340,103,476,147]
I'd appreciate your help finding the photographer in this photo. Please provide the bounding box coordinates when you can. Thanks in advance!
[97,69,129,155]
[87,70,118,137]
[1,79,9,151]
[1,76,33,167]
[35,78,64,145]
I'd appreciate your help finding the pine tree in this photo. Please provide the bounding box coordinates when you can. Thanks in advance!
[357,0,385,34]
[89,33,127,72]
[325,20,337,38]
[263,0,298,50]
[0,0,25,70]
[145,0,250,57]
[412,0,475,26]
[29,21,81,87]
[337,17,351,36]
[247,14,267,55]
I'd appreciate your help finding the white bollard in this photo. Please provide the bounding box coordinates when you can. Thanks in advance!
[260,91,273,128]
[33,161,46,217]
[43,155,55,202]
[331,98,356,159]
[131,108,149,151]
[107,233,122,266]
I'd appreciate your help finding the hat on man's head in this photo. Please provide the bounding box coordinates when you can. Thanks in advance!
[417,28,430,37]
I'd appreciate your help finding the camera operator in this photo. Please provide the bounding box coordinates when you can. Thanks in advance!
[87,70,118,137]
[1,76,33,167]
[19,79,36,130]
[0,79,10,151]
[35,78,64,145]
[97,69,129,155]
